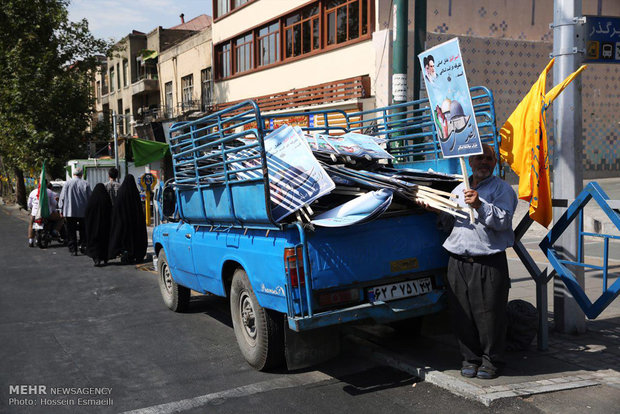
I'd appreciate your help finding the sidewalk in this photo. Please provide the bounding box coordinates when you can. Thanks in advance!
[0,197,157,270]
[344,311,620,406]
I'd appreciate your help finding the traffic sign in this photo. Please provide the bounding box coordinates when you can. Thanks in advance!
[139,172,158,192]
[584,15,620,63]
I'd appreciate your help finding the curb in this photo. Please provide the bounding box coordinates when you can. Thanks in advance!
[343,333,611,406]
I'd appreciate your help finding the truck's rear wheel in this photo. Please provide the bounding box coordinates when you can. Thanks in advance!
[158,250,190,312]
[230,268,284,371]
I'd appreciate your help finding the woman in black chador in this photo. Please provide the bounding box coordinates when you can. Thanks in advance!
[108,175,147,264]
[85,183,113,266]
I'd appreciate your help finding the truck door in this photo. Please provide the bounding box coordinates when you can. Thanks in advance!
[167,222,199,289]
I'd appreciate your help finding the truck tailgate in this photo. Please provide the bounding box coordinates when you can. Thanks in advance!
[306,212,448,290]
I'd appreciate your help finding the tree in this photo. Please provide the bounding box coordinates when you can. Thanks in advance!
[0,0,109,206]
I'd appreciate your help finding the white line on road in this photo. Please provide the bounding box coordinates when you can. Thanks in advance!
[122,371,334,414]
[508,257,548,266]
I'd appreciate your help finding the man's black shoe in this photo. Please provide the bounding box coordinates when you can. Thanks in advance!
[476,366,498,380]
[460,364,478,378]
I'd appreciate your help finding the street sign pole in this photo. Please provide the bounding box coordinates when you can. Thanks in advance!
[413,0,426,102]
[392,0,408,106]
[390,0,408,157]
[552,0,586,334]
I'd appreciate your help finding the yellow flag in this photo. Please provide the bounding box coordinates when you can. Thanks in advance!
[499,59,586,227]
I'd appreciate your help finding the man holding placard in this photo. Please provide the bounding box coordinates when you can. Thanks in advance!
[441,144,517,379]
[418,39,517,379]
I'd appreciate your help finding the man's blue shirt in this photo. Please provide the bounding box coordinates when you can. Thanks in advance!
[441,175,518,256]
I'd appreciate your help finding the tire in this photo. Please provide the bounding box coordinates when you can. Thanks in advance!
[157,250,190,312]
[36,231,48,249]
[230,268,284,371]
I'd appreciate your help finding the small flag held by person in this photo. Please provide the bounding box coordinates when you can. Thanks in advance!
[35,161,50,220]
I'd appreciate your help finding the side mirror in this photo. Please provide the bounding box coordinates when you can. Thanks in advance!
[162,186,176,218]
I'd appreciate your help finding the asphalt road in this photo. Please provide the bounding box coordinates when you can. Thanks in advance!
[0,206,555,413]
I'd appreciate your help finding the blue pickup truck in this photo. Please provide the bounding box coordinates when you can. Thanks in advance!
[153,87,501,370]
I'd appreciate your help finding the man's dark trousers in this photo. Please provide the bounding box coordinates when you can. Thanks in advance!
[446,252,510,371]
[66,217,85,253]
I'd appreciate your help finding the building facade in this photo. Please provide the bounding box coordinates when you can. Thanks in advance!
[212,0,381,118]
[157,25,213,121]
[93,16,210,141]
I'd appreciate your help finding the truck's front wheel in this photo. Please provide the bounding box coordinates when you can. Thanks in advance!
[158,250,190,312]
[230,268,284,371]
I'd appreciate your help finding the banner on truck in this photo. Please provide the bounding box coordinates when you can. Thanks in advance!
[418,38,482,158]
[229,125,335,222]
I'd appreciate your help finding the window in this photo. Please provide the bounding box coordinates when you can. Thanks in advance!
[216,43,231,78]
[326,0,366,46]
[284,5,319,59]
[117,99,123,134]
[116,63,121,90]
[235,33,253,74]
[123,60,128,87]
[124,109,131,135]
[110,67,115,92]
[216,0,253,18]
[216,0,230,18]
[133,56,140,82]
[214,0,372,80]
[96,81,101,102]
[165,81,173,118]
[257,23,279,67]
[201,68,212,112]
[101,67,108,94]
[181,75,194,110]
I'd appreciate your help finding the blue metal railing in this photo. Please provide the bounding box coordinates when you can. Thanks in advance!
[258,86,500,177]
[540,182,620,320]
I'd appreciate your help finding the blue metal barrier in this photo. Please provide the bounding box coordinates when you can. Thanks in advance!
[540,182,620,320]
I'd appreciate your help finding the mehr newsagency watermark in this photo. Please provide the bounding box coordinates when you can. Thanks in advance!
[8,385,113,408]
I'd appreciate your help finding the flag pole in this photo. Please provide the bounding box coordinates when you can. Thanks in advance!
[459,156,475,222]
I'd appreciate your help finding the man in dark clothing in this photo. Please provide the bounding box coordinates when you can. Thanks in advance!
[58,167,91,255]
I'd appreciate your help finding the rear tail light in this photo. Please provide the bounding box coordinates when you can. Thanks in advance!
[34,218,43,224]
[317,288,360,308]
[284,246,305,288]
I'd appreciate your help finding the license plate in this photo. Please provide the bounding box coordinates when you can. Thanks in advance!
[33,223,44,230]
[367,277,433,303]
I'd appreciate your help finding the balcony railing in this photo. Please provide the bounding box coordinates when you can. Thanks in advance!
[217,75,370,113]
[136,100,215,122]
